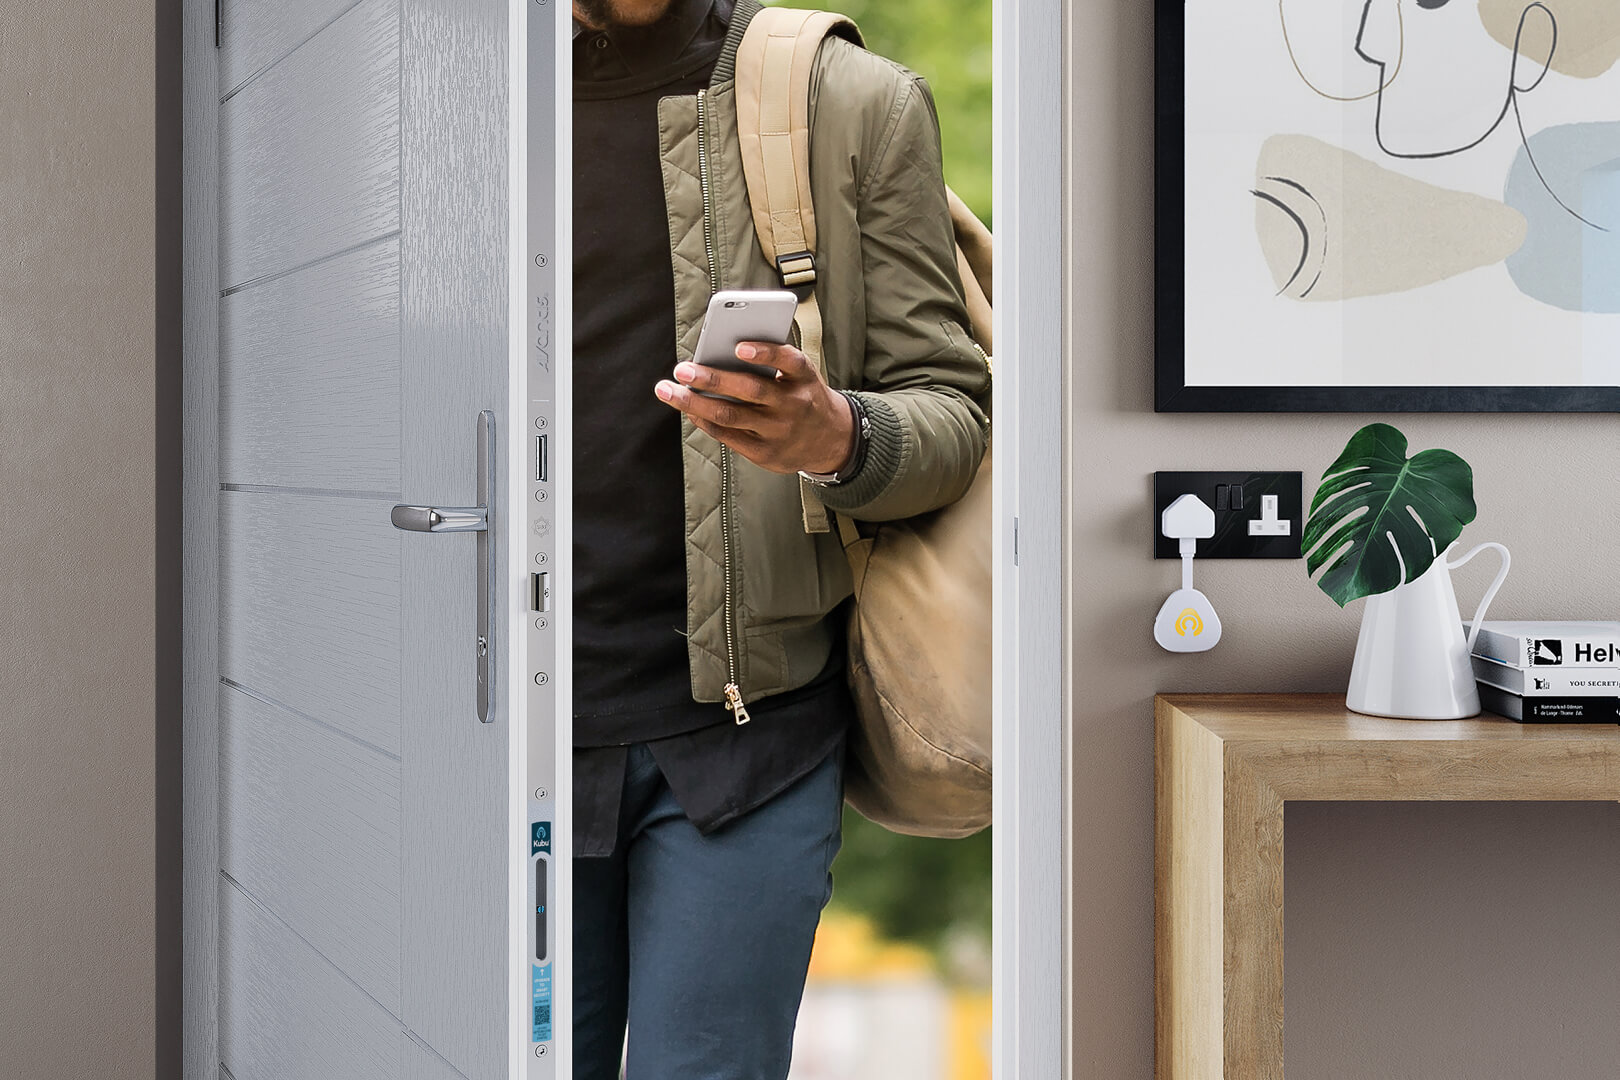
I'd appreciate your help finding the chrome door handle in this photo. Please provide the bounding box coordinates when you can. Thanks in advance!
[389,504,488,533]
[392,410,498,723]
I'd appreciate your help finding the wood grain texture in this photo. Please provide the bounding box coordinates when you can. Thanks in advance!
[1170,693,1620,801]
[1155,693,1620,1080]
[220,684,402,1012]
[1220,755,1284,1080]
[219,879,401,1080]
[219,489,401,754]
[220,236,401,491]
[398,0,511,1074]
[221,0,366,97]
[1163,693,1620,744]
[1154,697,1224,1080]
[219,0,399,290]
[184,0,224,1074]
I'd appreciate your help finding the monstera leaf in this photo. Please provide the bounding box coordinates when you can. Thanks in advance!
[1304,423,1477,608]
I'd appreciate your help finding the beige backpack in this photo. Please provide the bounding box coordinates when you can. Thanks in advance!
[735,7,994,838]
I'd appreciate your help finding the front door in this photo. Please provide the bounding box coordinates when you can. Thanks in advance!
[210,1,521,1076]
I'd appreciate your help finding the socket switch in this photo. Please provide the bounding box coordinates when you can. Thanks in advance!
[1153,471,1303,559]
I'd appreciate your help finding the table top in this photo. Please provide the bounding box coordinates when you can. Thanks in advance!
[1158,692,1620,745]
[1157,693,1620,803]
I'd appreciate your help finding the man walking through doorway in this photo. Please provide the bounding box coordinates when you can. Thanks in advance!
[571,0,989,1074]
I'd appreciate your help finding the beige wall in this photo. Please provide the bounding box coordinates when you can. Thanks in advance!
[1067,3,1620,1077]
[9,0,1619,1074]
[0,1,177,1077]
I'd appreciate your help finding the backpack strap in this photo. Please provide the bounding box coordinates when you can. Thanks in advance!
[735,8,860,291]
[736,8,860,535]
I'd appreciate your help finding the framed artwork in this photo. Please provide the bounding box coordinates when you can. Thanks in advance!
[1156,0,1620,411]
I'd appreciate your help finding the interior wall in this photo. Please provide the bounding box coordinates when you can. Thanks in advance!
[0,1,178,1077]
[1066,2,1620,1077]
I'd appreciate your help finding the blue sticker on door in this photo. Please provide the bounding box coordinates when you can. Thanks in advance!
[533,962,553,1043]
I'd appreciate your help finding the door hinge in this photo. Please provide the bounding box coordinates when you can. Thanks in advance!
[215,0,222,48]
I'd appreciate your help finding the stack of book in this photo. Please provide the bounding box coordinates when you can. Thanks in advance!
[1465,621,1620,723]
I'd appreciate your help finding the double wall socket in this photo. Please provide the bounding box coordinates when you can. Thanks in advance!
[1153,471,1303,559]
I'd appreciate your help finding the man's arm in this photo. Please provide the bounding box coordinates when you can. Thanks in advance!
[810,73,992,522]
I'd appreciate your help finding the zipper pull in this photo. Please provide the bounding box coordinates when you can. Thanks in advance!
[724,683,752,725]
[972,339,992,375]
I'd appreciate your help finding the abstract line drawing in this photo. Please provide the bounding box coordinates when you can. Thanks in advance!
[1252,176,1327,299]
[1279,0,1403,102]
[1355,0,1601,228]
[1253,135,1527,303]
[1356,0,1555,161]
[1505,122,1620,312]
[1164,0,1620,408]
[1479,0,1620,79]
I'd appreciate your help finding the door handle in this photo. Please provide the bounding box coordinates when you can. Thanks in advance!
[389,504,487,533]
[392,410,497,723]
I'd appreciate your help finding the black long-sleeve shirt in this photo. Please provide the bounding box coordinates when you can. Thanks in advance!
[572,0,851,857]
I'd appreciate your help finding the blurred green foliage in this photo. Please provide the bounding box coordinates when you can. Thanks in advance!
[762,0,994,962]
[766,0,994,225]
[832,810,993,964]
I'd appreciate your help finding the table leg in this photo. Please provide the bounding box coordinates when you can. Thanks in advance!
[1156,702,1224,1079]
[1223,756,1286,1079]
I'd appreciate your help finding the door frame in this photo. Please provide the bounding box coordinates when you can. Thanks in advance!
[180,0,219,1074]
[990,1,1067,1076]
[181,1,1068,1077]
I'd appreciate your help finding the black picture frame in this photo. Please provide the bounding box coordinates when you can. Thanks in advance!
[1153,0,1620,414]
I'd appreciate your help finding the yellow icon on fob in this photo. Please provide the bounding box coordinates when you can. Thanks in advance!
[1175,608,1203,637]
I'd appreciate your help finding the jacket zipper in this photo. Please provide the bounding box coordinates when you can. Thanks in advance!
[697,88,751,726]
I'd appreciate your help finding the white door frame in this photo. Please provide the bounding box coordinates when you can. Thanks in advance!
[182,0,1067,1076]
[990,1,1067,1076]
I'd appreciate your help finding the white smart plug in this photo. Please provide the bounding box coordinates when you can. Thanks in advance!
[1155,494,1223,653]
[1154,586,1222,652]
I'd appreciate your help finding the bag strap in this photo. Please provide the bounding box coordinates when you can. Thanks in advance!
[947,188,994,354]
[735,7,858,290]
[735,9,993,539]
[736,8,859,535]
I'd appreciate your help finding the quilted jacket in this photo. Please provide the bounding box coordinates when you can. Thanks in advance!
[658,0,991,720]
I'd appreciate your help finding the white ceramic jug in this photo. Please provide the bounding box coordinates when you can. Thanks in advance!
[1346,541,1512,720]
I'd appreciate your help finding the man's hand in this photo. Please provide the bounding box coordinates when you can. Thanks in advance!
[654,342,855,475]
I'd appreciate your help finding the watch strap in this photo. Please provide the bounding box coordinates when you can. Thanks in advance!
[799,390,870,485]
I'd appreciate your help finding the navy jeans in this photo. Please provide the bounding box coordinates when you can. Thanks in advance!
[572,741,846,1080]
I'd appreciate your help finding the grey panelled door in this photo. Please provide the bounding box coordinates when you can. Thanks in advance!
[214,1,513,1078]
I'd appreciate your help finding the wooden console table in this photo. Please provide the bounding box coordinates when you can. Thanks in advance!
[1154,693,1620,1080]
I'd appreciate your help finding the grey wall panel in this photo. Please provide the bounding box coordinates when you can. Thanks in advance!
[220,684,402,1012]
[398,0,511,1076]
[219,489,401,754]
[220,237,401,492]
[219,879,401,1080]
[219,0,399,290]
[402,1032,474,1080]
[221,0,367,98]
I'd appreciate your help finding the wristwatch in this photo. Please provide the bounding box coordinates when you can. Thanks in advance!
[799,390,870,486]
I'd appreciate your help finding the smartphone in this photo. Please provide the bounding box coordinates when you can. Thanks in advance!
[690,289,798,396]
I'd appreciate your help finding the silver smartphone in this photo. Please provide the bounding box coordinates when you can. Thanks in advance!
[690,289,798,396]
